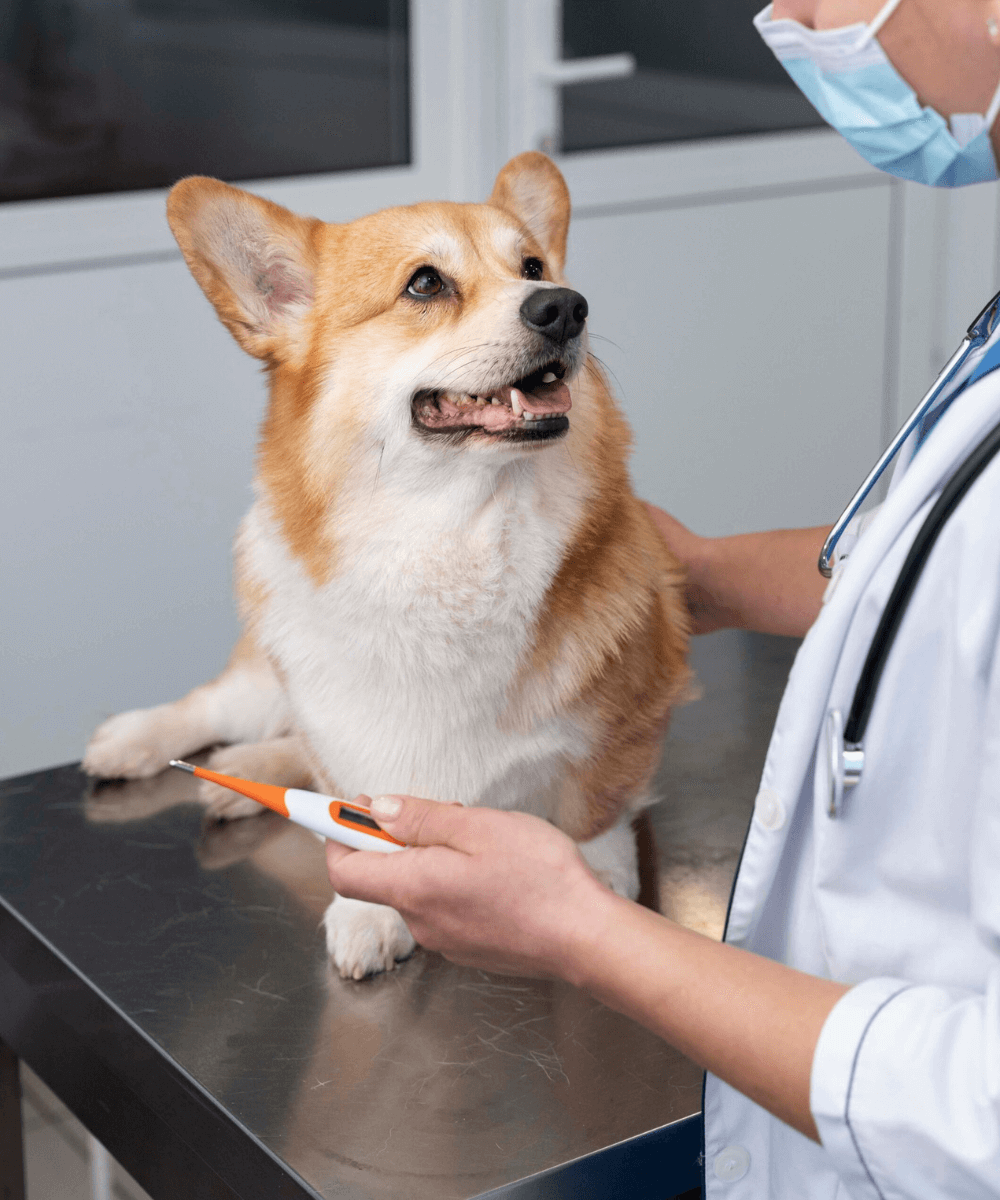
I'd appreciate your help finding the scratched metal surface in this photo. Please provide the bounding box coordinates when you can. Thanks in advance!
[0,630,796,1199]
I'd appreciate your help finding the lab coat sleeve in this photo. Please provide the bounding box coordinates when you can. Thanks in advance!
[810,974,1000,1198]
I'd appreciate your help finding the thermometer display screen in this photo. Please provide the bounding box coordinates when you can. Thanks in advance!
[336,805,383,833]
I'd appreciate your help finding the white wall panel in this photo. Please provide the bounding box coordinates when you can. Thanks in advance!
[1,258,263,777]
[566,181,894,537]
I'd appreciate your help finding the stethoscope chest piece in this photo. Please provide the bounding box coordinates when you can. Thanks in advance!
[825,708,865,818]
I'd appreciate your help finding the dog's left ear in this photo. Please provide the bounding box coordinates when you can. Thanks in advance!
[167,177,321,362]
[488,152,571,275]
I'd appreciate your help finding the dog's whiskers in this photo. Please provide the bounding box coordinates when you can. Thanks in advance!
[371,441,385,500]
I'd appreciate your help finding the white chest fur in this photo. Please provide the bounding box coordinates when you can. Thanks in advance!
[241,446,590,811]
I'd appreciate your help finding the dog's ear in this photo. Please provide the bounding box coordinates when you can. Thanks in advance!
[167,177,320,361]
[488,152,571,274]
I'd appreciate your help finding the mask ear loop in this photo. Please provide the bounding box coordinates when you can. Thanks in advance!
[854,0,906,49]
[984,75,1000,134]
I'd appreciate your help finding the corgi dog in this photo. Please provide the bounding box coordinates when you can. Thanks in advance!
[83,152,690,980]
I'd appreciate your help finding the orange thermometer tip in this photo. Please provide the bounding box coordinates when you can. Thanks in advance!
[169,759,290,815]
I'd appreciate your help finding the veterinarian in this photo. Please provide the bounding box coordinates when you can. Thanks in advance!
[327,2,1000,1195]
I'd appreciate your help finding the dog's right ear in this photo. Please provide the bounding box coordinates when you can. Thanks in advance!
[167,177,321,361]
[489,152,571,275]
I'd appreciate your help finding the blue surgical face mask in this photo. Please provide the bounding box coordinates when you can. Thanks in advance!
[754,1,1000,187]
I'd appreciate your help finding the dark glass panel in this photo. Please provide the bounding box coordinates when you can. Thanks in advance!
[0,0,409,203]
[562,0,823,153]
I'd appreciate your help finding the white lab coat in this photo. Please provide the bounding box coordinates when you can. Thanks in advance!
[703,353,1000,1197]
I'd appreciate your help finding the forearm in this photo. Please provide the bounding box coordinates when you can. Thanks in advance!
[565,890,848,1141]
[646,505,830,637]
[689,526,832,638]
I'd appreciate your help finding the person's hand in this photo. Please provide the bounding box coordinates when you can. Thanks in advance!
[644,503,733,634]
[644,503,831,638]
[325,795,613,980]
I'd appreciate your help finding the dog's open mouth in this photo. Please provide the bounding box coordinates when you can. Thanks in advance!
[412,361,571,441]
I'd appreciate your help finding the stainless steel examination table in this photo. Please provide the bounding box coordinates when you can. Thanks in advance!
[0,631,797,1200]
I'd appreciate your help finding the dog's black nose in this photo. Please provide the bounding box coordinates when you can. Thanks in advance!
[519,288,588,344]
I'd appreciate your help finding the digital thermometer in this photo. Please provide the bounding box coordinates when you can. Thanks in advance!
[169,760,406,853]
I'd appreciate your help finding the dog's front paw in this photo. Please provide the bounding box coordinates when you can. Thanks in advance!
[82,708,183,779]
[323,896,416,980]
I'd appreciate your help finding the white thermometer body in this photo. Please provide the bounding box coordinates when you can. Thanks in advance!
[285,789,405,853]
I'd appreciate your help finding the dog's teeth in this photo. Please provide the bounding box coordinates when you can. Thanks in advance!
[542,372,557,383]
[511,389,525,418]
[524,411,536,422]
[491,397,501,406]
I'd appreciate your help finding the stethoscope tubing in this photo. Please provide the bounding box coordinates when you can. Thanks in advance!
[845,416,1000,745]
[819,288,1000,577]
[824,294,1000,816]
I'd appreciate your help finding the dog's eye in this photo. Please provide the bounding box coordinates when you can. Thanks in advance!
[522,257,544,281]
[407,268,444,297]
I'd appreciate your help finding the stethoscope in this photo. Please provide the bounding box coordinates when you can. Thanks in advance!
[822,287,1000,817]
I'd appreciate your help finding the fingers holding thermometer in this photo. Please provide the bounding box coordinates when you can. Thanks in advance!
[324,793,469,871]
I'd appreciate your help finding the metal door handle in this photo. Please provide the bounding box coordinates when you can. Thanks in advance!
[505,2,636,157]
[537,53,635,86]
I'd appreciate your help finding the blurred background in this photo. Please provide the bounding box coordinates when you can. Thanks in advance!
[3,0,1000,778]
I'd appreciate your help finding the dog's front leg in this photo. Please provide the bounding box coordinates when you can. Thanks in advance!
[83,632,290,779]
[323,896,416,980]
[577,815,641,901]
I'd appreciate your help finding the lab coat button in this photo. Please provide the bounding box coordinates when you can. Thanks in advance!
[713,1144,751,1182]
[754,787,786,831]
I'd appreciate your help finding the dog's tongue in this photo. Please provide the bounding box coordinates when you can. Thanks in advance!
[501,379,572,415]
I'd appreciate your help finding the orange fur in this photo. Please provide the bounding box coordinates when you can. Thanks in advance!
[510,359,690,840]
